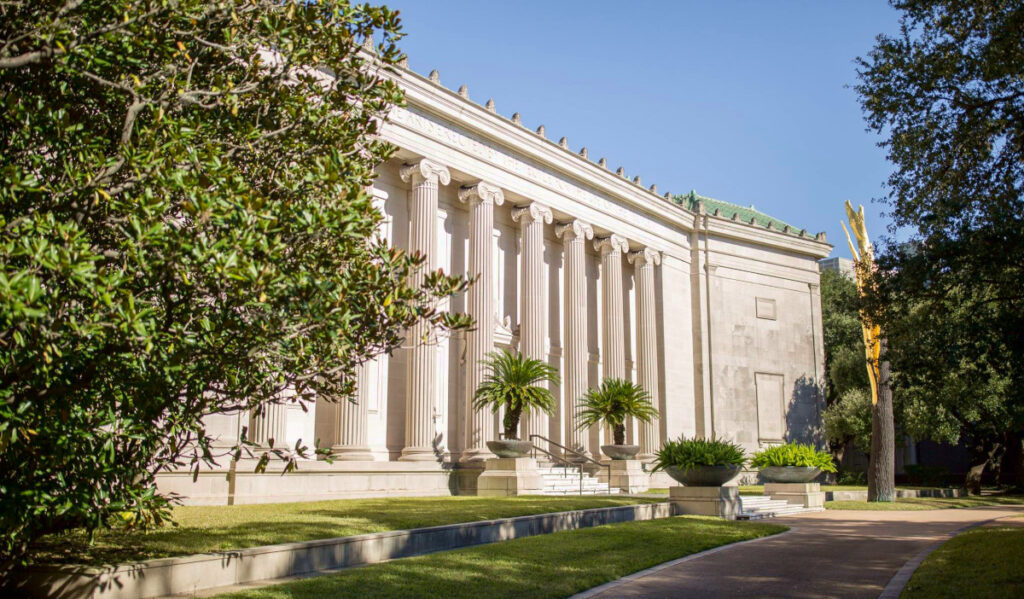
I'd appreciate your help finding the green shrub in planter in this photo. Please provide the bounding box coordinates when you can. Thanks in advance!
[652,436,746,472]
[750,442,837,472]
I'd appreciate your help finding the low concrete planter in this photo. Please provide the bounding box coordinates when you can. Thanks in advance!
[486,439,533,458]
[15,502,675,599]
[825,487,967,501]
[665,465,741,487]
[601,444,641,460]
[760,466,821,483]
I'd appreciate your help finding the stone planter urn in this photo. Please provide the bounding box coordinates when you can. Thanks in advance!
[486,439,534,458]
[601,444,641,460]
[760,466,821,483]
[665,465,742,487]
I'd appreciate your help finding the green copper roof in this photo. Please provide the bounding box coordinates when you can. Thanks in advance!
[672,190,799,233]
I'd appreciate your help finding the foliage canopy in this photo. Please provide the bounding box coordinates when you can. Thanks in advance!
[0,0,470,566]
[856,0,1024,488]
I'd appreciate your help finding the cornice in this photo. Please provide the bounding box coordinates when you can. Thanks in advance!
[367,53,833,260]
[700,213,833,259]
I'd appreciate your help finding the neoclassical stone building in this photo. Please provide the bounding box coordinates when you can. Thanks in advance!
[158,56,832,505]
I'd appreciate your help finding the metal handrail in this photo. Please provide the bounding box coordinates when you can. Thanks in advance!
[526,440,586,495]
[528,434,612,495]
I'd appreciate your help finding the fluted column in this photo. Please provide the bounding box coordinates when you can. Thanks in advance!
[332,188,390,461]
[249,403,288,448]
[333,363,374,460]
[399,159,451,461]
[629,247,662,458]
[459,182,504,462]
[512,202,553,441]
[595,235,629,379]
[556,220,594,456]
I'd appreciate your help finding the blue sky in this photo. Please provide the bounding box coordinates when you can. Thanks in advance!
[393,1,903,258]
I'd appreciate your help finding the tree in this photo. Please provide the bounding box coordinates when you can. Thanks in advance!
[0,0,470,566]
[576,378,658,446]
[856,0,1024,490]
[472,350,560,440]
[882,284,1016,493]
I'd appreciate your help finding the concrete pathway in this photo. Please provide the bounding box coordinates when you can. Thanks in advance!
[576,506,1024,599]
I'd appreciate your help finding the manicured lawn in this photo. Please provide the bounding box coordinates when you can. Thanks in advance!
[826,494,1024,511]
[31,495,663,566]
[643,484,948,496]
[215,516,787,599]
[901,523,1024,598]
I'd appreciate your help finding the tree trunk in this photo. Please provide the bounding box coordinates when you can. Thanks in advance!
[868,343,895,502]
[966,440,1001,495]
[504,408,521,440]
[998,430,1024,490]
[613,423,626,446]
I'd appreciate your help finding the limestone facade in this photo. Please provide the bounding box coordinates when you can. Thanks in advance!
[159,58,831,504]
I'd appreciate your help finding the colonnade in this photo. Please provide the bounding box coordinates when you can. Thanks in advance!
[252,157,664,463]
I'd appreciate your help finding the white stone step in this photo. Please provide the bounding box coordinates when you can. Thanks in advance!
[736,495,819,519]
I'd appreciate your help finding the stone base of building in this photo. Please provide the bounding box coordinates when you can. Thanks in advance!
[476,457,544,497]
[155,460,455,506]
[669,485,742,519]
[597,460,650,494]
[764,482,825,508]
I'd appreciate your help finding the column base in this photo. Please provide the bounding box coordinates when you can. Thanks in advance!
[476,457,544,496]
[670,486,742,520]
[331,446,375,461]
[597,460,649,494]
[764,482,825,508]
[398,446,438,462]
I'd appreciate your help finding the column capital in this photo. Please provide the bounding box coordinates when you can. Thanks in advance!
[555,219,594,241]
[594,234,629,255]
[400,159,451,186]
[628,247,662,266]
[458,181,504,206]
[511,202,553,225]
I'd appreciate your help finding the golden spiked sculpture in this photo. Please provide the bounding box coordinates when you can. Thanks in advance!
[842,201,882,405]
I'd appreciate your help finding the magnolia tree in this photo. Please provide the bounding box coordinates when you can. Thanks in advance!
[0,0,470,565]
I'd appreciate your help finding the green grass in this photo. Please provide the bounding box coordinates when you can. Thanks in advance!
[826,495,1024,511]
[643,484,939,496]
[31,495,662,566]
[901,524,1024,598]
[215,516,787,599]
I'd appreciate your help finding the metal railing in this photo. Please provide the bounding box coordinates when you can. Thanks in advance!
[528,434,612,495]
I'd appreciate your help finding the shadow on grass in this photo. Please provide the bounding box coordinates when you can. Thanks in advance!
[213,517,786,599]
[29,496,662,566]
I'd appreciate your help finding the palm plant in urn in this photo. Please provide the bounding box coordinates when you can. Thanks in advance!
[576,378,658,460]
[473,349,560,458]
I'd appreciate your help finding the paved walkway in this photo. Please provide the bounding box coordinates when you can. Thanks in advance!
[577,506,1024,599]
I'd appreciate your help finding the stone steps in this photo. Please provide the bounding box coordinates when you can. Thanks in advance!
[737,495,821,519]
[536,465,618,495]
